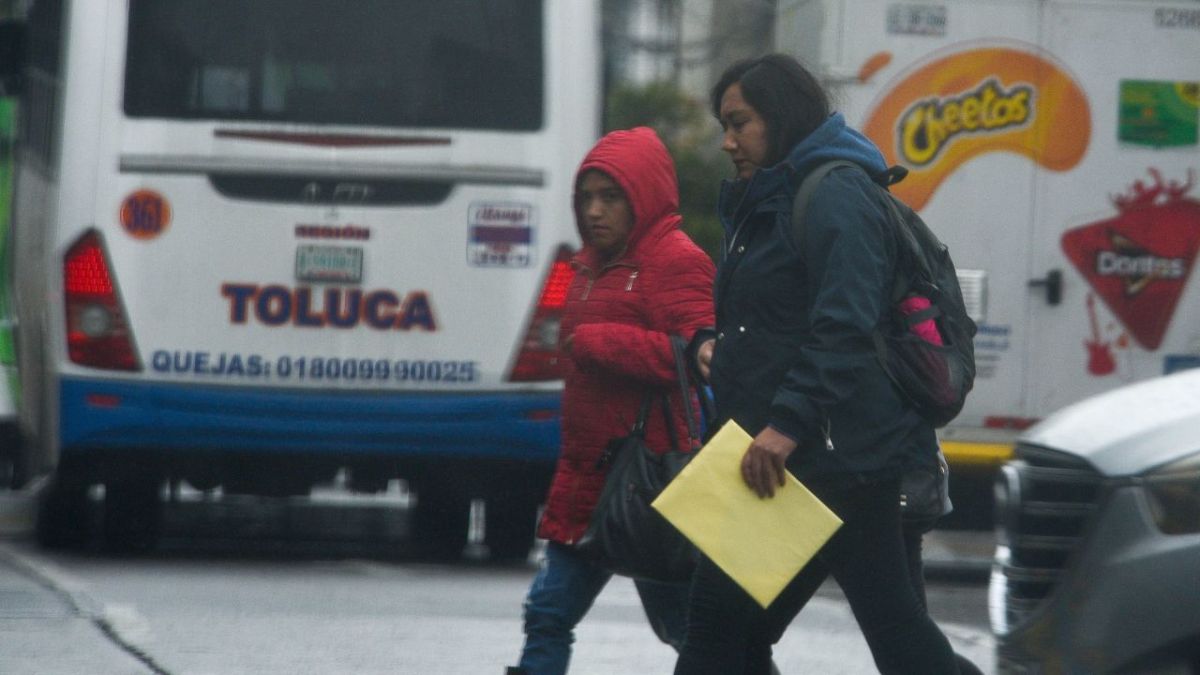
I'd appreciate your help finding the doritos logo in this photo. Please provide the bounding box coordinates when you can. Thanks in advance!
[863,45,1091,210]
[1062,169,1200,350]
[1096,235,1187,296]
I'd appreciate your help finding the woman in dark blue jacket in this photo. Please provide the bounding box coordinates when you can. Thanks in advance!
[674,54,961,674]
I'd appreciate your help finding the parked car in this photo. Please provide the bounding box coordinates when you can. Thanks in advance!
[990,367,1200,674]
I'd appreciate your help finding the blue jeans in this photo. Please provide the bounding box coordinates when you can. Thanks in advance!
[518,542,688,675]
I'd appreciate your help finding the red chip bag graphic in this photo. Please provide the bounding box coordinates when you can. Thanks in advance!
[1061,169,1200,350]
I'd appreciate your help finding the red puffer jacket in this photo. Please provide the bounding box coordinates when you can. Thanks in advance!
[537,127,716,545]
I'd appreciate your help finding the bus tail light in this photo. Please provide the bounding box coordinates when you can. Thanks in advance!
[508,245,575,382]
[63,229,141,371]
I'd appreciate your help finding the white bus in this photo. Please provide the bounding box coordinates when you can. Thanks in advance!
[0,0,601,556]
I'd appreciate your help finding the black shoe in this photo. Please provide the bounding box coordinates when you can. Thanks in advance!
[505,668,527,675]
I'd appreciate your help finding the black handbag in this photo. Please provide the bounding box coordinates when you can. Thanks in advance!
[900,446,954,533]
[573,336,707,582]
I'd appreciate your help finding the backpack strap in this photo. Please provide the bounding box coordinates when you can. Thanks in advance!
[788,160,861,250]
[902,304,942,327]
[791,159,915,291]
[883,165,909,186]
[790,161,918,394]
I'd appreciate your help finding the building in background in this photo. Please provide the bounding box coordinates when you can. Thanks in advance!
[603,0,777,99]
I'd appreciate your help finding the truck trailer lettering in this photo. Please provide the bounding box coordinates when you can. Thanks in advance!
[1096,249,1186,288]
[862,45,1090,210]
[899,79,1032,166]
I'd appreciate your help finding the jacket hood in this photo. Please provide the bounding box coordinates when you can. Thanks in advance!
[574,127,683,268]
[784,112,889,178]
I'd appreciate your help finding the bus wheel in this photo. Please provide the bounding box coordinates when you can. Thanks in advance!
[102,479,162,554]
[411,487,469,561]
[485,495,541,563]
[36,471,91,550]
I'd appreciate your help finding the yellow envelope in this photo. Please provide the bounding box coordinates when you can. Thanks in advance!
[652,420,842,608]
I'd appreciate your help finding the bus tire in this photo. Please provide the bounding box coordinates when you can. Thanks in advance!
[36,468,90,550]
[485,494,541,563]
[102,478,162,554]
[411,487,469,561]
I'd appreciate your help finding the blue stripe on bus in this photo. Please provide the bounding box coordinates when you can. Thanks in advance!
[59,377,562,461]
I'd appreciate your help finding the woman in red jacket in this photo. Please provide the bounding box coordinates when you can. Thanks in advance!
[507,127,715,675]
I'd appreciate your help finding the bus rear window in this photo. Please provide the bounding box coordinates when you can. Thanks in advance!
[123,0,543,131]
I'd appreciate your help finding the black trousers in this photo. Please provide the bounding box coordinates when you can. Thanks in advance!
[673,475,961,675]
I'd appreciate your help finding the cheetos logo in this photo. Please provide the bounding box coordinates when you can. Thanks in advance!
[863,44,1091,210]
[897,79,1034,166]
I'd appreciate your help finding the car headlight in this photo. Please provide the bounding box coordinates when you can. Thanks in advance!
[1143,451,1200,535]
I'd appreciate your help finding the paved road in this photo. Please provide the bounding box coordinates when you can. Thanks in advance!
[0,489,996,674]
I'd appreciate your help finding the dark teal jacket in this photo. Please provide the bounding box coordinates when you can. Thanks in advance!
[704,113,934,481]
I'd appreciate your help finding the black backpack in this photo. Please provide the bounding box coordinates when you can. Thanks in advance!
[791,160,977,428]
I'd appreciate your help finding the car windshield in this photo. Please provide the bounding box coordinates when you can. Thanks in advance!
[123,0,543,130]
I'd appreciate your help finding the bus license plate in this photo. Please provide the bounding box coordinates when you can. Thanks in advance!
[295,245,363,283]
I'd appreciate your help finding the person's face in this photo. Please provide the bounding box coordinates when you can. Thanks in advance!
[577,170,635,260]
[718,82,770,180]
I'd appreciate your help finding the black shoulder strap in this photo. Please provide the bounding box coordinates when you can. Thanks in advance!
[631,393,655,436]
[671,335,713,448]
[790,161,917,384]
[792,160,926,302]
[789,160,861,250]
[637,336,714,454]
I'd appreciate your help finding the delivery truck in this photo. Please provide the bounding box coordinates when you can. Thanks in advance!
[777,0,1200,524]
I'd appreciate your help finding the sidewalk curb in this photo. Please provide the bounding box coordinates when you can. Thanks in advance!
[0,540,170,674]
[0,539,103,618]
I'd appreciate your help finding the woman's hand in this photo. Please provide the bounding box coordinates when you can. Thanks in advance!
[741,427,797,498]
[696,338,715,381]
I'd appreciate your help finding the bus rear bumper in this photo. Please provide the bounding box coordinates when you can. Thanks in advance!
[59,377,562,463]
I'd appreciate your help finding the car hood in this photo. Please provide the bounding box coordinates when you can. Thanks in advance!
[1020,368,1200,477]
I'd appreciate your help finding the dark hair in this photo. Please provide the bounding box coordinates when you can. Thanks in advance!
[710,53,831,167]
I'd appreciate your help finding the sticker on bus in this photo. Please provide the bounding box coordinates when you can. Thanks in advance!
[295,244,364,283]
[467,202,535,268]
[120,189,172,240]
